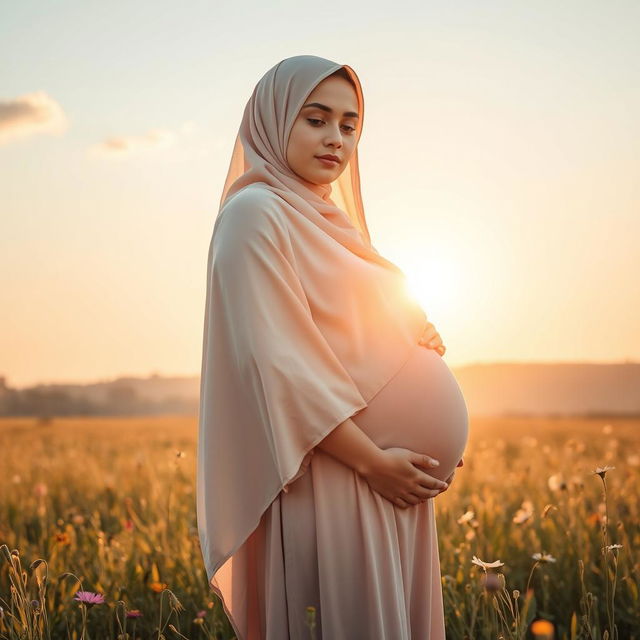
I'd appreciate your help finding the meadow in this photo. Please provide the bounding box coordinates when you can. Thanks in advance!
[0,414,638,639]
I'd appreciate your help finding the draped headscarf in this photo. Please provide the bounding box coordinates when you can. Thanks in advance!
[218,54,411,274]
[197,54,428,606]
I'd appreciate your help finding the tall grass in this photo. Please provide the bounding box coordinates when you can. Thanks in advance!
[1,415,638,639]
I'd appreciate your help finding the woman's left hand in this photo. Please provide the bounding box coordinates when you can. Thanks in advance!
[418,320,446,357]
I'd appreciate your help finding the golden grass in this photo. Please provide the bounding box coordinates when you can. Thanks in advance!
[0,415,638,639]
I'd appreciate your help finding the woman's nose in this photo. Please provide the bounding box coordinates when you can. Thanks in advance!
[324,126,343,148]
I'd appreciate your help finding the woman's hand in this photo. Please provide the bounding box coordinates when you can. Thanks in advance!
[360,447,449,509]
[439,457,464,494]
[418,319,446,356]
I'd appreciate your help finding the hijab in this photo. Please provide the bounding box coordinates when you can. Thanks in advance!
[196,55,428,606]
[218,54,409,274]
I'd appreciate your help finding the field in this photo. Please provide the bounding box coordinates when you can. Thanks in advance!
[1,415,638,639]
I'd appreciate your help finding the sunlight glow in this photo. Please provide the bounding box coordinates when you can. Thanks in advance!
[394,248,465,317]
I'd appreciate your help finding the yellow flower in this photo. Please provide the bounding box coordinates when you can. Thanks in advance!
[149,582,168,593]
[530,618,555,638]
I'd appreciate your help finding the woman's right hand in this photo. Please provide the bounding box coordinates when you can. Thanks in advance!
[359,447,448,508]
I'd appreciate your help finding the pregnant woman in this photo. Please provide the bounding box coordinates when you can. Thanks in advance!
[197,55,468,640]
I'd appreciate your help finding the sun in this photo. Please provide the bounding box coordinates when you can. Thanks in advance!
[393,249,464,317]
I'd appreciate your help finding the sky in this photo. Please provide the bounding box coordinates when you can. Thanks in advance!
[1,0,639,388]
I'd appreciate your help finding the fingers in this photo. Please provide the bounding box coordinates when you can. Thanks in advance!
[417,322,445,352]
[393,486,441,509]
[412,452,440,469]
[394,496,411,508]
[419,472,448,492]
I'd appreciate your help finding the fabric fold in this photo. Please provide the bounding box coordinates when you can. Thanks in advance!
[197,185,372,589]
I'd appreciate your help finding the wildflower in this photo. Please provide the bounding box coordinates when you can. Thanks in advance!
[530,618,555,638]
[547,474,566,491]
[471,555,504,571]
[513,500,534,524]
[592,465,615,479]
[72,514,85,525]
[195,609,207,618]
[34,483,48,497]
[55,532,70,545]
[126,609,143,618]
[167,591,184,613]
[73,591,106,608]
[123,519,134,532]
[30,599,41,613]
[149,582,168,593]
[457,510,474,524]
[603,543,623,552]
[532,552,556,564]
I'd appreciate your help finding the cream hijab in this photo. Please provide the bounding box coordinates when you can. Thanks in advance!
[218,54,408,275]
[197,55,428,604]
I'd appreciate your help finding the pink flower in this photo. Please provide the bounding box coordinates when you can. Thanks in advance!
[34,483,48,497]
[196,609,207,618]
[73,591,105,608]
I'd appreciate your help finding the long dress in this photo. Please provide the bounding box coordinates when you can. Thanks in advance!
[213,343,469,639]
[196,184,469,639]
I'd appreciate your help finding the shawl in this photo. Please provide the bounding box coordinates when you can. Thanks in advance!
[196,54,428,594]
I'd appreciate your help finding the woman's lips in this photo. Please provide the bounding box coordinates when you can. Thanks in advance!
[316,156,339,167]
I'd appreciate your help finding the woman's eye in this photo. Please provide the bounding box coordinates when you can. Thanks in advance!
[307,118,356,134]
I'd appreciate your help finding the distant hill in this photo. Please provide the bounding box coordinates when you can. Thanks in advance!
[0,362,638,418]
[451,361,640,417]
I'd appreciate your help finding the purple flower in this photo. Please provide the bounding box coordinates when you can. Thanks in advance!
[73,591,106,608]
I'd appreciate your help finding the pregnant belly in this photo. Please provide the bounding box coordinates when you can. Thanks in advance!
[351,345,469,483]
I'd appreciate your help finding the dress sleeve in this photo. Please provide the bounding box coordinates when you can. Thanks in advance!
[197,189,368,585]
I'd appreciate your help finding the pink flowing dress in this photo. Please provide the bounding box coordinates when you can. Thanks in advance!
[215,343,468,639]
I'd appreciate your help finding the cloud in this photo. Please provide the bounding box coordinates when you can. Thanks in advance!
[0,91,68,146]
[90,121,197,157]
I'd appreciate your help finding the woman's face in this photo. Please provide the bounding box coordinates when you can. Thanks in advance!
[286,74,360,186]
